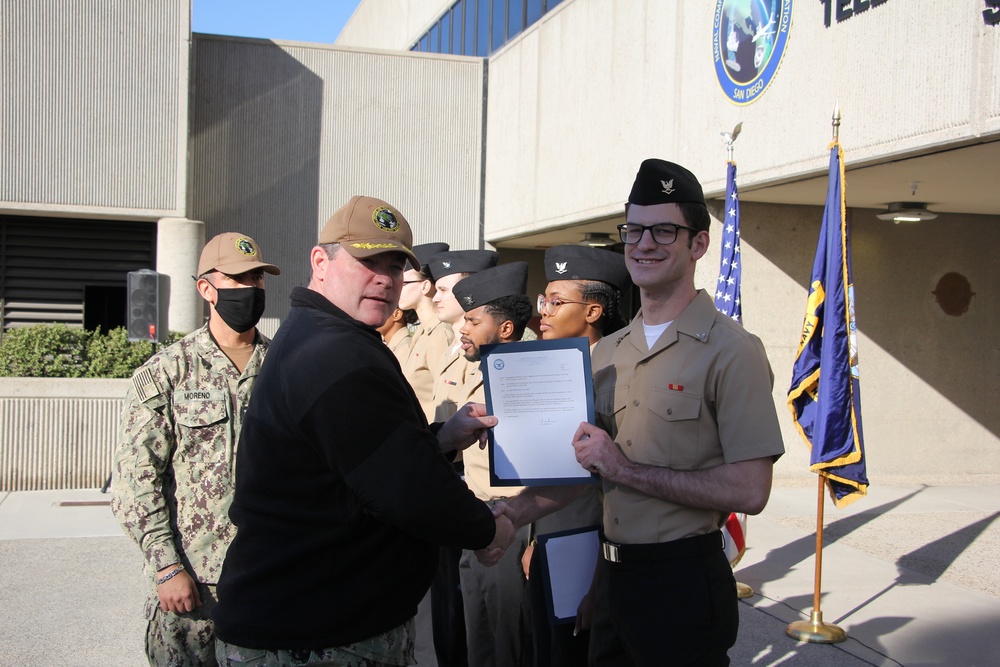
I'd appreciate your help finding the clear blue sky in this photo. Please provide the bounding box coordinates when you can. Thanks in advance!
[193,0,362,43]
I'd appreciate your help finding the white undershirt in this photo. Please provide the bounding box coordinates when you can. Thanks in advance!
[642,320,672,349]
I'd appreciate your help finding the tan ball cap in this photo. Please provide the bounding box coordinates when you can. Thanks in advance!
[197,233,281,276]
[319,195,418,266]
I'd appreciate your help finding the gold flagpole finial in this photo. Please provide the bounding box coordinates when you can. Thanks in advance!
[832,100,841,142]
[721,122,743,162]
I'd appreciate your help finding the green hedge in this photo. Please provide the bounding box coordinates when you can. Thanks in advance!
[0,324,184,378]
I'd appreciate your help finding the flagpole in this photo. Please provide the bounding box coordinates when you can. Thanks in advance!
[787,101,848,644]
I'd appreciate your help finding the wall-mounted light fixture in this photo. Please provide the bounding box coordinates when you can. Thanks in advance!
[876,202,938,223]
[578,232,615,247]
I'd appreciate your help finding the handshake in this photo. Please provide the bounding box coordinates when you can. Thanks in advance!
[476,501,519,567]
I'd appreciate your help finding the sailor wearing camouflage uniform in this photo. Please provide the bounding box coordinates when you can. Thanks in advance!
[112,232,280,667]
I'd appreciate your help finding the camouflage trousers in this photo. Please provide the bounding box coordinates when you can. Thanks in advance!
[145,583,219,667]
[214,617,415,667]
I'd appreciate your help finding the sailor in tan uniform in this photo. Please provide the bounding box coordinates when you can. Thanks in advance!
[399,242,452,423]
[427,249,498,423]
[482,160,785,666]
[524,244,631,667]
[377,307,415,365]
[423,247,499,667]
[451,262,535,667]
[574,159,785,665]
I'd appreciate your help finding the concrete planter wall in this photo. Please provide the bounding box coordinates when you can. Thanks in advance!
[0,377,129,491]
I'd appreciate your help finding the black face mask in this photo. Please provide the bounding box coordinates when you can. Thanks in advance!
[210,285,266,333]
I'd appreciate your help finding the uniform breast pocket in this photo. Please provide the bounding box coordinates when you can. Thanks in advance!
[646,389,701,468]
[173,400,228,462]
[594,385,628,433]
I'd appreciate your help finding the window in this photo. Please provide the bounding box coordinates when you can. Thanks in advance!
[414,0,561,56]
[508,0,524,41]
[464,0,477,55]
[477,0,490,56]
[441,13,451,54]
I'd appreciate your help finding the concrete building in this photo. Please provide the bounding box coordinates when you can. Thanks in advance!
[1,0,997,481]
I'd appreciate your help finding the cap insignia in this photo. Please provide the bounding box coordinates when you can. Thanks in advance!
[661,179,675,195]
[442,261,452,269]
[372,207,400,233]
[464,295,476,306]
[236,238,257,256]
[555,262,568,274]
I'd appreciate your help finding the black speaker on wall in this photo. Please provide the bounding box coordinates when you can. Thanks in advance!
[126,269,169,342]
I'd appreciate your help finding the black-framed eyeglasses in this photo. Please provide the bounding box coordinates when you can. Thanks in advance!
[402,279,424,284]
[617,222,698,245]
[537,294,588,315]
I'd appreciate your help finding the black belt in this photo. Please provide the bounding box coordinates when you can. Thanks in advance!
[601,531,724,563]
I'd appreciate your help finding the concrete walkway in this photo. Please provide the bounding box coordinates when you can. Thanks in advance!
[1,478,998,666]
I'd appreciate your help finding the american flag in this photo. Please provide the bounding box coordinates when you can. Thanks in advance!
[717,160,748,574]
[714,161,742,323]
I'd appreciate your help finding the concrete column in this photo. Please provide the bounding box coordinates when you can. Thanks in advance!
[156,217,205,334]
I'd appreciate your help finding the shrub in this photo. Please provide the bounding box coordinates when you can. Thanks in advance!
[0,324,90,377]
[0,324,185,378]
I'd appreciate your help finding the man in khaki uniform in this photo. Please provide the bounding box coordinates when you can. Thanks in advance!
[427,249,498,422]
[487,160,784,665]
[112,233,280,666]
[399,242,452,422]
[573,159,785,665]
[451,262,535,667]
[419,248,498,667]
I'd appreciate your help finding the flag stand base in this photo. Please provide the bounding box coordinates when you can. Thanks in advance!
[736,582,753,599]
[786,611,847,644]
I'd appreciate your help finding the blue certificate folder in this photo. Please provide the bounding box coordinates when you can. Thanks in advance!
[481,337,596,486]
[537,526,602,626]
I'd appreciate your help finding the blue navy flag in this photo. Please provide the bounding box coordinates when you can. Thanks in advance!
[714,161,742,323]
[787,143,868,508]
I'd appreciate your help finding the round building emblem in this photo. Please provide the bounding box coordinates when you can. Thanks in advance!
[235,238,257,256]
[372,207,400,232]
[713,0,792,105]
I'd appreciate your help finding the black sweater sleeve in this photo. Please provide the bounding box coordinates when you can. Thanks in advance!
[299,363,495,551]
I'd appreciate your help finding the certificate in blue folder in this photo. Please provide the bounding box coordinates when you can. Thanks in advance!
[481,337,596,486]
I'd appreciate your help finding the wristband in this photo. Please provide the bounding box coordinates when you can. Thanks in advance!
[156,564,185,585]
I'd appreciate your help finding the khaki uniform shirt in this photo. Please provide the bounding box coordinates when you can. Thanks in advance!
[592,291,784,545]
[385,327,412,366]
[402,320,453,423]
[430,344,472,423]
[111,325,267,583]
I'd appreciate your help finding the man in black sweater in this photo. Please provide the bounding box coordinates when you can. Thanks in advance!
[213,196,514,666]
